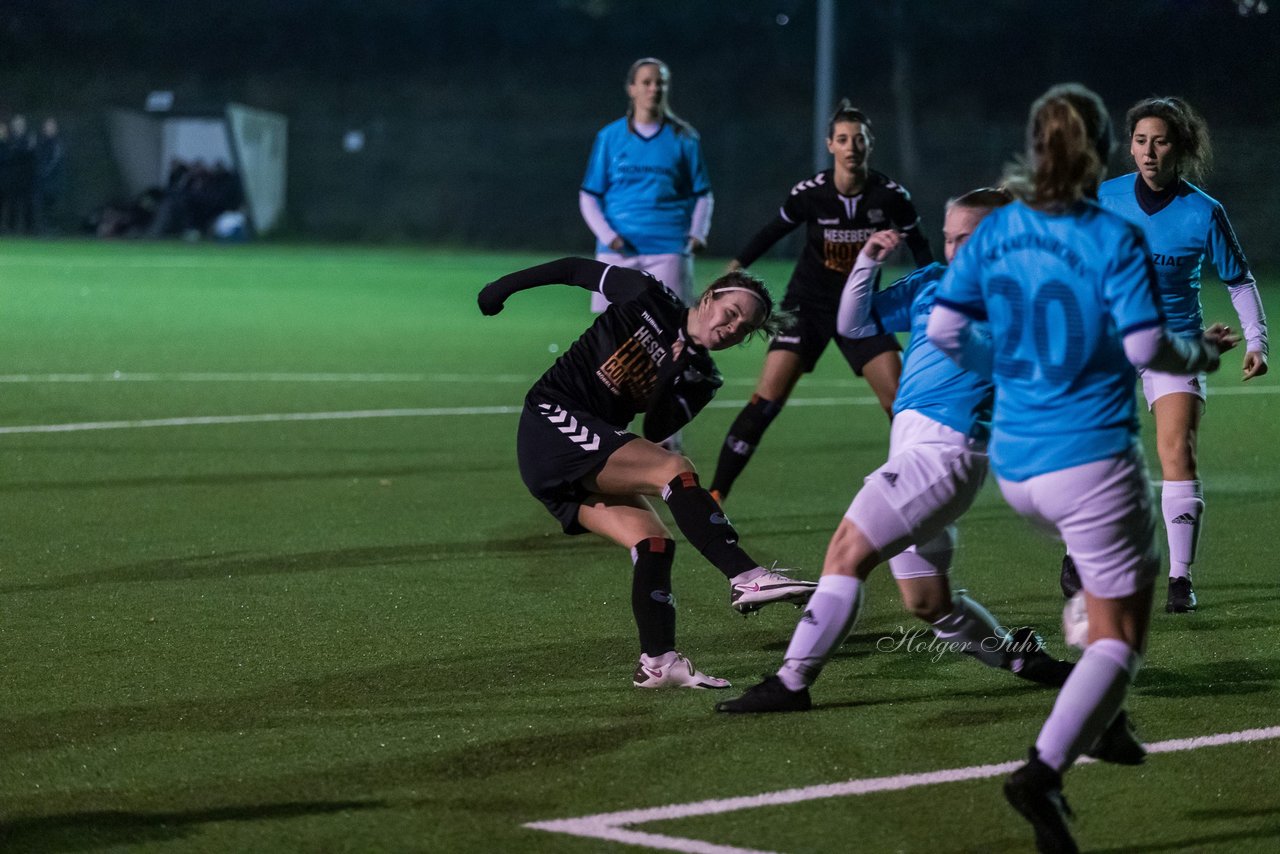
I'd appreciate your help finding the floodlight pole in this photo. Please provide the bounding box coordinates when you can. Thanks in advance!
[813,0,835,171]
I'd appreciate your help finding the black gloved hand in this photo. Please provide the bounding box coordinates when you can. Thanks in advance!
[477,282,508,316]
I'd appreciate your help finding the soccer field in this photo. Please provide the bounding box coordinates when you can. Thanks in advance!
[2,240,1277,853]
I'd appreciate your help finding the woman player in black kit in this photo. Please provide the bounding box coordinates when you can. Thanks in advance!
[478,257,818,689]
[709,101,934,503]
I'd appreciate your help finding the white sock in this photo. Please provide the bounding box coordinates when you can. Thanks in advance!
[930,594,1012,669]
[777,575,863,691]
[1162,479,1203,580]
[1035,638,1140,772]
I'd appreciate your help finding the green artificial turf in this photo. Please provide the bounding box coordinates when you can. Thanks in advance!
[1,239,1276,852]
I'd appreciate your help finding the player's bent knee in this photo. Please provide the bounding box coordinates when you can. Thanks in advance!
[899,582,950,622]
[648,452,696,486]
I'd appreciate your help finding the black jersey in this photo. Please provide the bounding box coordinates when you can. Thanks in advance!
[483,258,722,438]
[736,168,932,310]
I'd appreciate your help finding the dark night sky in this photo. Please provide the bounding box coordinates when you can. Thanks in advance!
[3,0,1277,123]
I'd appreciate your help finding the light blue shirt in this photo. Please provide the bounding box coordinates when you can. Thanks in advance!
[936,200,1162,481]
[867,263,992,442]
[1098,174,1251,339]
[582,118,711,256]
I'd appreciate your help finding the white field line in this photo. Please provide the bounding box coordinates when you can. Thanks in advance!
[1,372,1276,394]
[524,725,1280,854]
[0,396,883,436]
[0,371,865,388]
[0,372,531,384]
[0,380,1273,437]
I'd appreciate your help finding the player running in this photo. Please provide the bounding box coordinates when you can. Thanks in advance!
[478,258,816,690]
[715,187,1076,717]
[708,100,933,504]
[927,84,1236,853]
[1059,96,1268,613]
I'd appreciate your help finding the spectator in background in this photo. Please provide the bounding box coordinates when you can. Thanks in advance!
[0,122,11,232]
[34,117,67,235]
[4,114,37,234]
[149,158,244,239]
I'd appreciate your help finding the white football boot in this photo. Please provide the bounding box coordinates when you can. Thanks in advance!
[730,566,818,614]
[633,651,730,689]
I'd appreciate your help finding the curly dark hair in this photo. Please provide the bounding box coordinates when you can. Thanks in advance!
[1125,96,1212,185]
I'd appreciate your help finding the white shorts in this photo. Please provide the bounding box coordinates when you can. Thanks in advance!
[591,252,694,313]
[997,445,1159,599]
[845,409,989,576]
[1139,366,1207,409]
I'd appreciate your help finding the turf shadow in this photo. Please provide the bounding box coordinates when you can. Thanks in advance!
[1,534,613,592]
[0,799,382,852]
[1089,821,1280,852]
[0,462,499,494]
[1136,658,1278,699]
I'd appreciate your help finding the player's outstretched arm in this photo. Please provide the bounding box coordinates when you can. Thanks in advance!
[477,257,653,315]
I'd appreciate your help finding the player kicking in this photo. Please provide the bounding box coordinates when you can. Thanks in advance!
[478,258,816,690]
[928,85,1234,853]
[716,188,1075,716]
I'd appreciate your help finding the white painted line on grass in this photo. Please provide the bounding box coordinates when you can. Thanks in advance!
[0,406,522,435]
[0,371,534,384]
[0,381,1274,436]
[0,371,867,388]
[524,725,1280,853]
[0,396,885,435]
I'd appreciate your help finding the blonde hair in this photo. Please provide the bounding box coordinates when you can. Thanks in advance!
[1004,84,1113,208]
[625,57,695,137]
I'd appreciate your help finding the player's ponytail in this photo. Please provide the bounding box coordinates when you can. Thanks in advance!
[1005,83,1112,208]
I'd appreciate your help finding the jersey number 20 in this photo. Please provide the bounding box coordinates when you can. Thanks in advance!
[990,277,1085,384]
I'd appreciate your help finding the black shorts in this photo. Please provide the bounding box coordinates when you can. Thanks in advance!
[516,397,638,535]
[768,297,901,374]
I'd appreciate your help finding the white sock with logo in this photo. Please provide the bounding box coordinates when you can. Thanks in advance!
[777,575,863,691]
[1162,479,1203,580]
[1035,637,1140,772]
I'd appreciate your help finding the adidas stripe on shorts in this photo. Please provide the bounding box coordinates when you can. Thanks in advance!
[516,396,638,535]
[845,409,988,569]
[1139,365,1207,409]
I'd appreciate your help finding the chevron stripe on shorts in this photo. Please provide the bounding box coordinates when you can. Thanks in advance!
[536,403,601,452]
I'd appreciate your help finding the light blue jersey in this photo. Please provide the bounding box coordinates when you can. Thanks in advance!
[936,200,1162,481]
[581,118,711,256]
[868,263,992,442]
[1098,174,1251,339]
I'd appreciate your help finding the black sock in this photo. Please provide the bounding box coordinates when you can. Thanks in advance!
[662,472,758,578]
[632,538,677,657]
[710,395,783,498]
